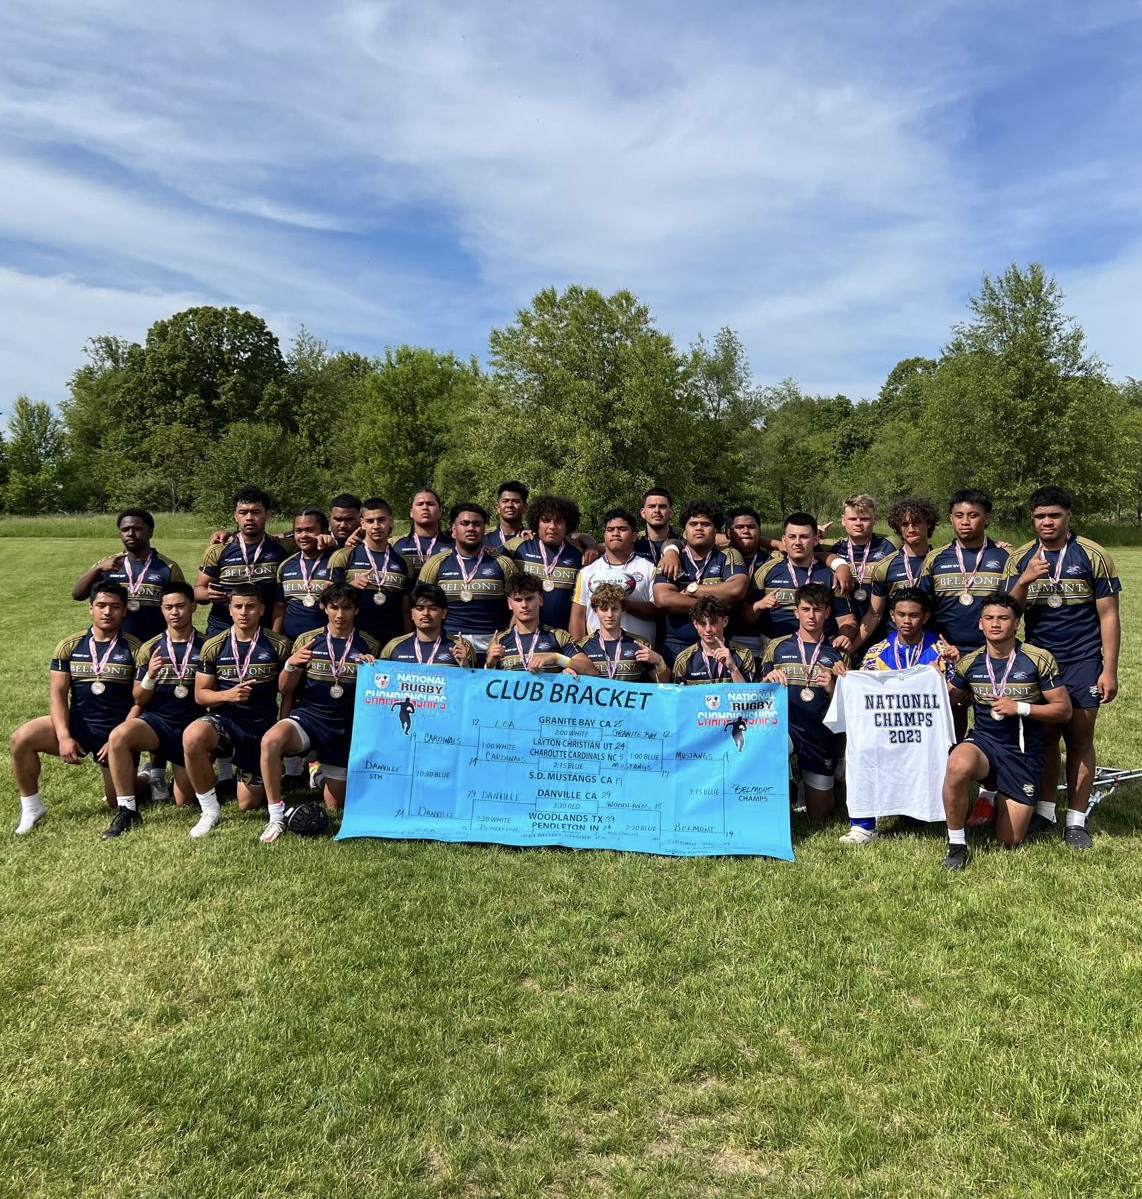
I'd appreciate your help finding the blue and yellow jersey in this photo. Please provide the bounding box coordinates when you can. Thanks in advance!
[506,537,582,630]
[134,631,206,726]
[275,551,338,641]
[748,556,846,641]
[328,543,412,645]
[484,526,519,554]
[51,629,142,731]
[1002,536,1121,664]
[655,546,747,649]
[92,550,185,641]
[861,628,952,675]
[290,626,379,725]
[952,641,1063,758]
[198,628,291,733]
[485,626,579,671]
[419,549,517,642]
[760,635,847,729]
[634,527,680,566]
[826,534,896,623]
[200,536,289,634]
[394,532,454,582]
[921,539,1009,650]
[868,549,932,600]
[672,641,756,684]
[578,631,660,682]
[380,632,476,668]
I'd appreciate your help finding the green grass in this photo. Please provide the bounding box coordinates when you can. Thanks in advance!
[2,537,1141,1197]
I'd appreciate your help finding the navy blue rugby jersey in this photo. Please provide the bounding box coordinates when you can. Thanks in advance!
[921,539,1009,650]
[952,641,1063,759]
[134,631,206,726]
[198,628,291,734]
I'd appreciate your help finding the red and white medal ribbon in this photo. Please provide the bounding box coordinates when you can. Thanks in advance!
[413,534,439,565]
[123,552,153,607]
[164,632,195,694]
[228,629,261,684]
[795,634,824,692]
[953,541,986,596]
[985,647,1017,718]
[891,635,922,670]
[511,628,539,671]
[297,552,322,602]
[325,631,356,695]
[413,634,443,666]
[455,548,485,596]
[537,540,563,589]
[362,544,391,590]
[600,635,623,679]
[89,632,120,692]
[236,535,266,580]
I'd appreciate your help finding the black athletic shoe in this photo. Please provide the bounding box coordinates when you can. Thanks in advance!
[942,842,970,871]
[1026,812,1058,838]
[1063,825,1093,850]
[102,807,142,840]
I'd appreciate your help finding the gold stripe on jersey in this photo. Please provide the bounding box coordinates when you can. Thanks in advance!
[955,643,1061,709]
[51,632,142,684]
[200,629,292,684]
[291,627,379,683]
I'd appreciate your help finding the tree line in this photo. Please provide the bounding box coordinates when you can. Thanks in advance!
[2,262,1138,528]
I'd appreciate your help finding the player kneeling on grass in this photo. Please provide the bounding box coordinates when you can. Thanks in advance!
[941,592,1071,870]
[838,587,958,845]
[182,585,291,839]
[380,582,476,667]
[760,583,847,820]
[11,582,141,835]
[102,582,206,839]
[672,595,756,683]
[258,582,379,843]
[579,582,670,682]
[485,573,596,676]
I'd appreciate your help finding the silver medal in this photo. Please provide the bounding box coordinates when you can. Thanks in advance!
[174,684,189,699]
[685,582,699,595]
[991,707,1005,721]
[958,591,974,607]
[799,687,815,702]
[373,591,387,606]
[302,594,317,608]
[542,579,555,592]
[329,683,345,699]
[90,680,106,695]
[1047,593,1063,609]
[853,587,867,602]
[460,589,473,603]
[126,599,141,612]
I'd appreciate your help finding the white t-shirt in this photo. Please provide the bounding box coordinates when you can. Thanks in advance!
[572,554,657,642]
[823,665,954,821]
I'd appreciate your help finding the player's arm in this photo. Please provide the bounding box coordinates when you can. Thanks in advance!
[133,647,166,705]
[1005,550,1049,605]
[72,553,121,601]
[279,644,311,697]
[49,669,84,763]
[568,602,588,642]
[830,610,859,654]
[194,567,227,606]
[656,542,683,581]
[855,593,886,653]
[1097,593,1121,702]
[711,643,748,683]
[653,580,701,614]
[271,601,286,633]
[992,685,1072,724]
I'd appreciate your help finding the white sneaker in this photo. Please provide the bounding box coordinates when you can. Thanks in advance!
[259,819,286,844]
[839,825,878,845]
[15,800,46,835]
[189,810,221,839]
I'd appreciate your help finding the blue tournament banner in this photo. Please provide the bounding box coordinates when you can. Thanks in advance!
[338,665,792,859]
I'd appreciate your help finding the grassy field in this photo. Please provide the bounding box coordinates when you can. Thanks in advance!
[2,532,1141,1197]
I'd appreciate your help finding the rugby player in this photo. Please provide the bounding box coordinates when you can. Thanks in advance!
[761,582,848,820]
[394,488,453,581]
[182,585,291,837]
[273,508,338,641]
[258,583,379,841]
[725,506,773,658]
[11,582,141,834]
[577,582,669,682]
[484,481,530,553]
[196,486,289,637]
[942,592,1072,869]
[329,497,413,647]
[380,583,476,667]
[507,495,583,630]
[1004,486,1121,848]
[102,582,205,837]
[329,493,363,548]
[672,595,756,684]
[824,493,896,657]
[652,500,748,665]
[486,574,595,675]
[569,507,657,644]
[419,504,517,660]
[634,488,680,567]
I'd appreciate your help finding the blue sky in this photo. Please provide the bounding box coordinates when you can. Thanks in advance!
[1,0,1140,423]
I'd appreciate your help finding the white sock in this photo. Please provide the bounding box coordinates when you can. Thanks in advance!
[268,801,286,824]
[20,792,44,812]
[15,793,46,835]
[116,794,138,813]
[216,758,234,783]
[1065,809,1086,829]
[1036,801,1057,822]
[978,788,996,802]
[948,828,968,847]
[196,789,221,817]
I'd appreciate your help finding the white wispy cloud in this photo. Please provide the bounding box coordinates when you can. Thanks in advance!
[1,0,1139,428]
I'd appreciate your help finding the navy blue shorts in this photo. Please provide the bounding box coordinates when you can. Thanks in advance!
[139,712,191,767]
[288,708,352,770]
[788,722,836,782]
[68,714,116,760]
[1057,658,1102,710]
[200,713,269,783]
[964,734,1042,805]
